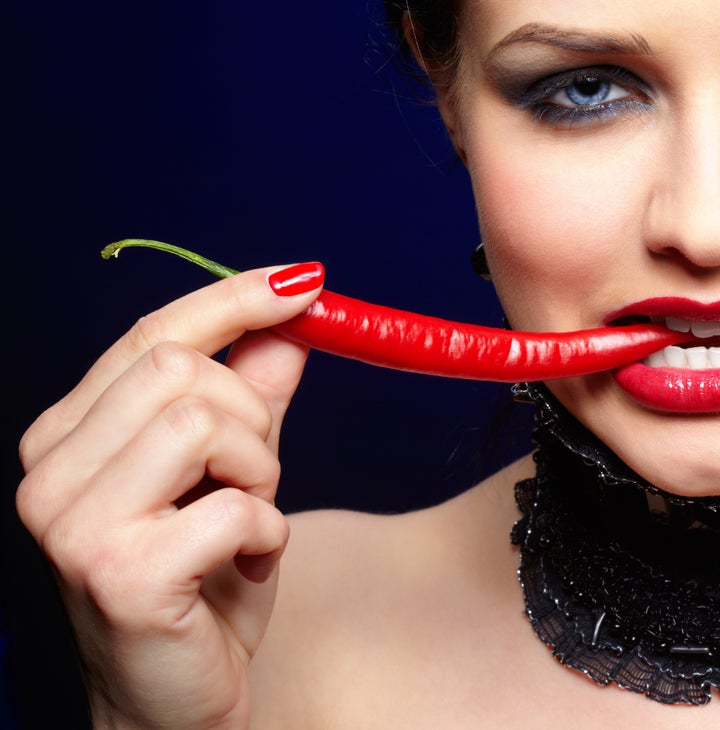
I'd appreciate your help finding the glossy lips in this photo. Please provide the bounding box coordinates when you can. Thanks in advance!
[611,303,720,413]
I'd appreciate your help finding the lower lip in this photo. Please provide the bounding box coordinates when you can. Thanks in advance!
[614,363,720,413]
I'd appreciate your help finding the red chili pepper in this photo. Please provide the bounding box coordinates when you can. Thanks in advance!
[102,239,690,382]
[275,290,686,382]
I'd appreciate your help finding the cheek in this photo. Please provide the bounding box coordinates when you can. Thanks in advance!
[468,137,643,329]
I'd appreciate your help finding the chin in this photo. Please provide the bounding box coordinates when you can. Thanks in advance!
[623,445,720,498]
[546,374,720,498]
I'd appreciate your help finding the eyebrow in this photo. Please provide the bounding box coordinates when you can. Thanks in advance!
[485,22,652,64]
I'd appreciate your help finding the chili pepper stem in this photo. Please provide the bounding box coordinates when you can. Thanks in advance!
[101,239,240,279]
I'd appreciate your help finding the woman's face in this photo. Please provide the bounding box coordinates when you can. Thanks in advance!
[443,0,720,495]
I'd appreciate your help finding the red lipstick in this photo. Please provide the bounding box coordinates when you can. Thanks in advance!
[615,364,720,413]
[605,297,720,323]
[610,298,720,413]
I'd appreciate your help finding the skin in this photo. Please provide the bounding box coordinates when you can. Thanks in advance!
[440,0,720,495]
[15,0,720,728]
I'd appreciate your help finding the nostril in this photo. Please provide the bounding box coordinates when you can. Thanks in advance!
[648,244,720,273]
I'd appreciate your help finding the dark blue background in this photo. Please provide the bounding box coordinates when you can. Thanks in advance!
[4,2,532,726]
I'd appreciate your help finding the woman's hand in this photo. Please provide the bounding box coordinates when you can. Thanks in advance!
[16,263,324,729]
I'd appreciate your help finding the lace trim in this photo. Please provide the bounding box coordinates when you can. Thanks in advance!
[510,383,720,705]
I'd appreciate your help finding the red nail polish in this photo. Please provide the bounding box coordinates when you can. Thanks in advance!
[268,262,325,296]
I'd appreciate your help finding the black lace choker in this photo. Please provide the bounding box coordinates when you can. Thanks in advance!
[510,382,720,705]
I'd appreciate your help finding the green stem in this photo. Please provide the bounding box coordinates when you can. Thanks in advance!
[101,239,239,279]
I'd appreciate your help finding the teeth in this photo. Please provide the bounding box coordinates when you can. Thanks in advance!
[690,320,720,338]
[664,316,720,338]
[646,350,667,368]
[686,346,711,369]
[643,345,720,369]
[665,316,692,333]
[665,345,688,367]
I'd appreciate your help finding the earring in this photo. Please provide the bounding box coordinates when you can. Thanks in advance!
[471,243,492,280]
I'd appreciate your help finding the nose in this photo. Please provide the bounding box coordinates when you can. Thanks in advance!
[644,100,720,271]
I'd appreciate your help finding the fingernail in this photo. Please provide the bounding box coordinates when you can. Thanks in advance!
[268,262,325,296]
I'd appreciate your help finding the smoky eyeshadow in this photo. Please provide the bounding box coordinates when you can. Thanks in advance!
[483,49,652,110]
[481,46,580,100]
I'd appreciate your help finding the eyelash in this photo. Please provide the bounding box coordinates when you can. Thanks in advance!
[515,65,652,127]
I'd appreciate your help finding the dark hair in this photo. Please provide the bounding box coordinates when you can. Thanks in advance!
[383,1,461,89]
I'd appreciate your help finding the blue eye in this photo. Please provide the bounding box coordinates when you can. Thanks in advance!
[516,65,652,127]
[559,77,612,105]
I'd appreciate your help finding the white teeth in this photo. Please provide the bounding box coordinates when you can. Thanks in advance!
[646,350,667,368]
[686,346,711,369]
[630,314,720,368]
[665,345,688,367]
[664,316,720,338]
[690,321,720,338]
[643,345,720,369]
[665,316,692,333]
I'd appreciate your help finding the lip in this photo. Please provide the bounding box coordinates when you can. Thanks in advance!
[614,364,720,413]
[604,297,720,325]
[606,298,720,412]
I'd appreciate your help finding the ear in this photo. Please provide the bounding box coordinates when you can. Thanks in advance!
[400,12,467,164]
[435,87,467,165]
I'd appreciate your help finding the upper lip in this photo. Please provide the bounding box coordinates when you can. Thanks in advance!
[604,298,720,325]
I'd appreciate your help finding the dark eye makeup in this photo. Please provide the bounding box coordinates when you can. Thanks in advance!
[499,65,653,128]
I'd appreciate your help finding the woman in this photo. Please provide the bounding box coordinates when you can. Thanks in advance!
[16,0,720,727]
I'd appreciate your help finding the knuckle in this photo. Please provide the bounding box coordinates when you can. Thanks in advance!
[16,451,71,539]
[163,396,220,444]
[147,340,201,389]
[18,403,70,472]
[18,423,41,473]
[127,309,169,352]
[244,454,282,503]
[212,487,248,526]
[238,492,289,545]
[15,471,47,536]
[253,399,274,441]
[41,513,91,579]
[262,457,282,493]
[272,507,291,548]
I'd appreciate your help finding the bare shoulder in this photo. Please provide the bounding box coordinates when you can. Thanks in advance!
[248,457,532,728]
[269,453,531,643]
